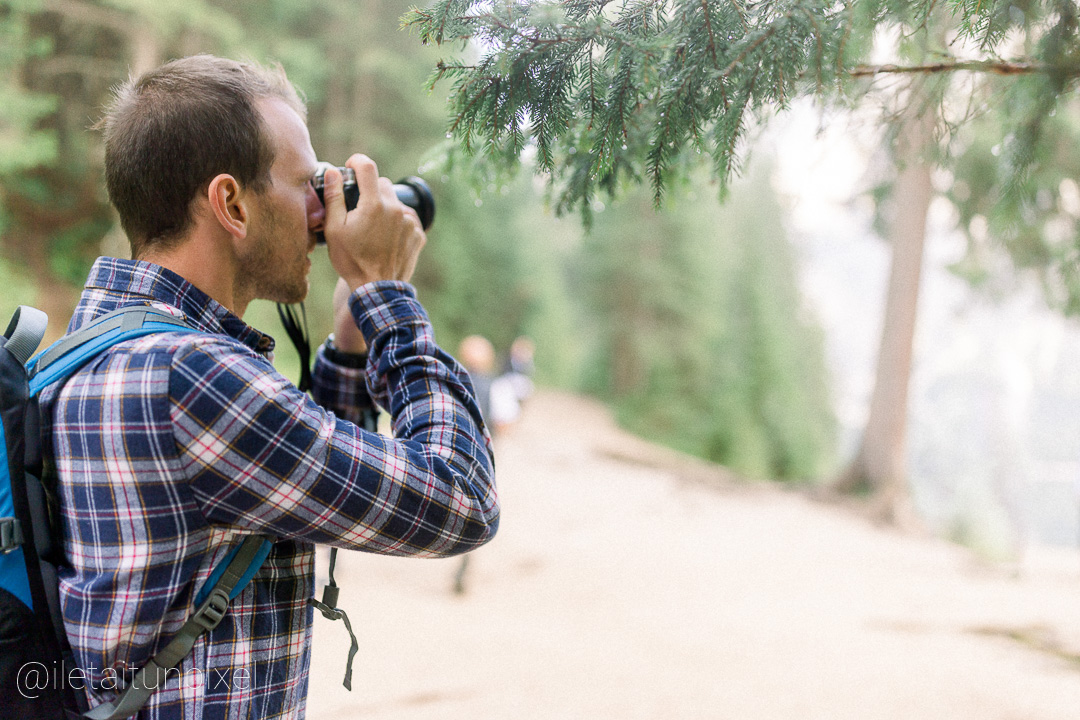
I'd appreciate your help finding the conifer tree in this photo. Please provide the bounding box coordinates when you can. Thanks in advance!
[408,0,1080,516]
[577,163,835,480]
[407,1,1080,217]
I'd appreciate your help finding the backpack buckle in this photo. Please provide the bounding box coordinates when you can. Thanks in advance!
[192,588,230,631]
[0,517,23,554]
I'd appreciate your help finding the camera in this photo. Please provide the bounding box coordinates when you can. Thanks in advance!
[311,163,435,244]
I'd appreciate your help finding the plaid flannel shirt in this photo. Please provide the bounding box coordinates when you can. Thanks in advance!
[38,257,498,719]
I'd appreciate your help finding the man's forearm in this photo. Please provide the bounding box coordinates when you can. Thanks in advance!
[351,281,495,484]
[173,282,498,555]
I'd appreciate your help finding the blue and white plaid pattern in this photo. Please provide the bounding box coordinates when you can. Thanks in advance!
[38,257,498,719]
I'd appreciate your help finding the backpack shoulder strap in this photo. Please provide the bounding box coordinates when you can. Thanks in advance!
[23,305,274,719]
[83,535,273,720]
[29,305,197,396]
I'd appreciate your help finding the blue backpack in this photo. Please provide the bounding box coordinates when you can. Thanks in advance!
[0,305,272,719]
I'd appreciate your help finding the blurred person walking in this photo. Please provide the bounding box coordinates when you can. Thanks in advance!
[504,335,536,407]
[452,335,518,593]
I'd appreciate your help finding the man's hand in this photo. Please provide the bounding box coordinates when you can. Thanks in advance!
[321,154,427,291]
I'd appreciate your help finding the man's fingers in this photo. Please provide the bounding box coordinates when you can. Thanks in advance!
[324,152,429,287]
[402,205,421,231]
[322,166,346,232]
[377,176,396,202]
[346,154,380,206]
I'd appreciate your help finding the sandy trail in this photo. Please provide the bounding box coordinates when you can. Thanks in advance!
[307,390,1080,719]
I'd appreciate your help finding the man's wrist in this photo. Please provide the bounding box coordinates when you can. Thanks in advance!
[323,335,368,368]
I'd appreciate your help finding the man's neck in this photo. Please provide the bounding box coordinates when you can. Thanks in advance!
[138,234,250,317]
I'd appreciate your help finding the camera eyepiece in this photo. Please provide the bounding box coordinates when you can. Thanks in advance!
[311,163,435,244]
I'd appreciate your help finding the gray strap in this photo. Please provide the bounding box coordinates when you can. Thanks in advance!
[35,306,190,373]
[304,410,374,692]
[308,594,359,691]
[3,306,48,366]
[83,535,270,720]
[308,548,359,690]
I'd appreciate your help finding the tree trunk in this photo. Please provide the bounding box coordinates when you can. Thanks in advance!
[833,112,935,526]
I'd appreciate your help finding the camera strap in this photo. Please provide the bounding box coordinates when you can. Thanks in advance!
[307,404,378,691]
[276,300,362,691]
[276,302,312,392]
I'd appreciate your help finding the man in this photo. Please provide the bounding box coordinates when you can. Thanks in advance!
[37,55,498,718]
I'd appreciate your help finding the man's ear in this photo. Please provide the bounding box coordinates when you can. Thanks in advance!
[207,173,249,239]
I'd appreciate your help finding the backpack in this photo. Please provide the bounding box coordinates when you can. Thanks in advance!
[0,305,273,719]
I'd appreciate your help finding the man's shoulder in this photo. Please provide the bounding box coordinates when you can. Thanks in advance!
[116,332,273,390]
[52,308,260,393]
[65,300,250,357]
[117,330,242,361]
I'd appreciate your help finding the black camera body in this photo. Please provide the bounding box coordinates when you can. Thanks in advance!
[311,163,435,244]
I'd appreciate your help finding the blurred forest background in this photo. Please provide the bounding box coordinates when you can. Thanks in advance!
[1,0,1079,557]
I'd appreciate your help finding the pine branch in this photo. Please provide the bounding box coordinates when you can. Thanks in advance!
[849,59,1056,77]
[721,21,780,80]
[409,0,1080,220]
[699,0,719,67]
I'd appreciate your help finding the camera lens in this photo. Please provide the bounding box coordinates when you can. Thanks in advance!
[393,177,436,231]
[311,164,435,244]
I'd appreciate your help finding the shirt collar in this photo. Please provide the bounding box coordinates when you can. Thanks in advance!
[73,257,275,354]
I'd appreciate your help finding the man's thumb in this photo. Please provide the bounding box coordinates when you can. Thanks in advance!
[322,165,346,233]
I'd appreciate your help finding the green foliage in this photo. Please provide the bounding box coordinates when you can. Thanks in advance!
[407,0,863,214]
[578,161,835,480]
[0,0,57,234]
[404,0,1080,326]
[0,0,837,484]
[416,180,539,349]
[406,0,1080,219]
[948,92,1080,313]
[0,253,42,325]
[921,1,1080,313]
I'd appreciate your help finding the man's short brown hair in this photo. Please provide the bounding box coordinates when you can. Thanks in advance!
[98,55,306,256]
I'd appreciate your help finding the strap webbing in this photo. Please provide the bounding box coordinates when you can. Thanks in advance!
[308,547,359,691]
[29,308,196,397]
[306,406,377,692]
[30,306,189,375]
[83,535,272,720]
[296,341,371,692]
[0,516,24,553]
[276,303,312,393]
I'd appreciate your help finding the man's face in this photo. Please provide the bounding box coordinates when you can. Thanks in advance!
[242,97,324,304]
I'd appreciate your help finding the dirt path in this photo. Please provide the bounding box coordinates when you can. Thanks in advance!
[307,390,1080,719]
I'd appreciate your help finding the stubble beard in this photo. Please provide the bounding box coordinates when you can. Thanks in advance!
[244,201,310,305]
